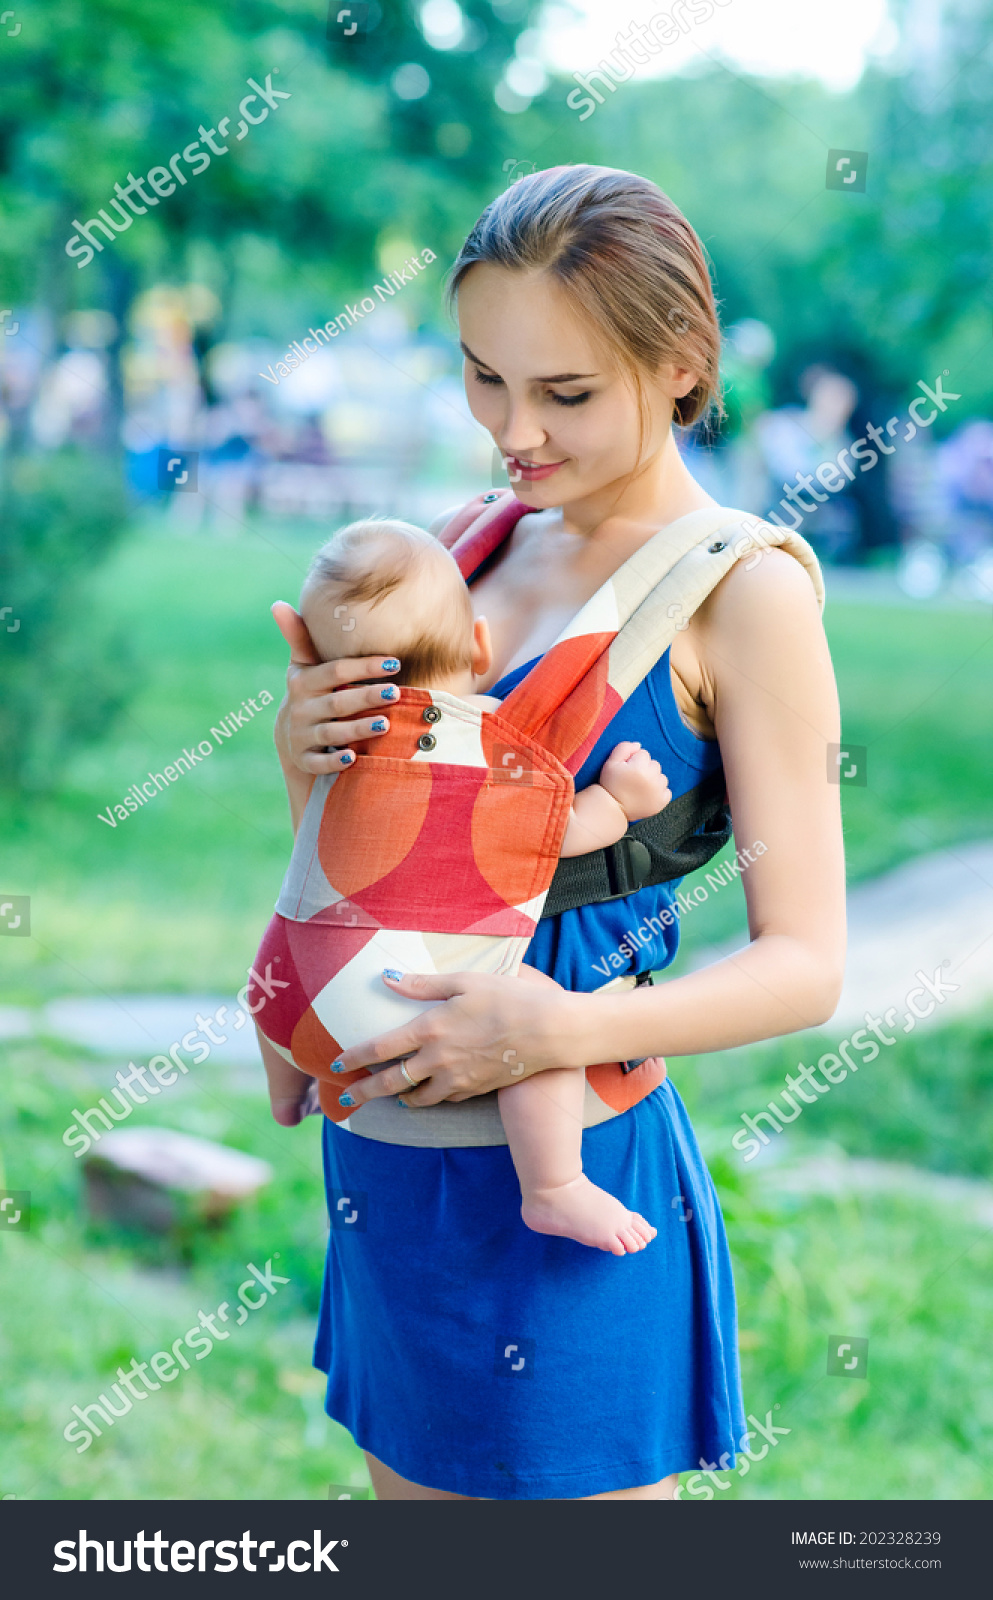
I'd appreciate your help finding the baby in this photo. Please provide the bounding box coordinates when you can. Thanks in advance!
[259,518,672,1255]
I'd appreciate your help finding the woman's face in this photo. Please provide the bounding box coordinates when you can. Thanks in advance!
[457,263,695,508]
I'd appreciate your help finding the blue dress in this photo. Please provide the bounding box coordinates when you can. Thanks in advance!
[313,648,747,1497]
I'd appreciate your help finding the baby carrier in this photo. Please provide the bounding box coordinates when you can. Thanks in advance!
[249,491,823,1145]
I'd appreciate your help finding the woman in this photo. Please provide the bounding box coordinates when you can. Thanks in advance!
[269,167,846,1500]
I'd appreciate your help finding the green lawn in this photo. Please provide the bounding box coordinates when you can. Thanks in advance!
[2,519,992,1500]
[2,1031,991,1499]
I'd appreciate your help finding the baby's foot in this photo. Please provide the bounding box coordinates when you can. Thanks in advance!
[600,742,671,821]
[521,1174,657,1255]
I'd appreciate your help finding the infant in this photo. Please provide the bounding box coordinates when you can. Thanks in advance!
[260,518,672,1255]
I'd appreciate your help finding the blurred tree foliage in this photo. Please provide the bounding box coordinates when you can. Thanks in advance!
[1,0,990,790]
[0,0,532,325]
[535,0,993,420]
[0,0,532,791]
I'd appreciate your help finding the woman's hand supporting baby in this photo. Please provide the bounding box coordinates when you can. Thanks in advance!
[333,966,603,1111]
[270,601,402,831]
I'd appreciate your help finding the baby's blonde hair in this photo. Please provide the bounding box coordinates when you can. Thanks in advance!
[302,517,474,687]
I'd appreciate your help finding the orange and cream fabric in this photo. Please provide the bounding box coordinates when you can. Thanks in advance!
[248,492,823,1147]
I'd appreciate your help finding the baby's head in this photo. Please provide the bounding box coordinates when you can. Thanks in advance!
[300,517,490,692]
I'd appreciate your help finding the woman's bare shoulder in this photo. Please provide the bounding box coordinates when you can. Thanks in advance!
[696,544,822,637]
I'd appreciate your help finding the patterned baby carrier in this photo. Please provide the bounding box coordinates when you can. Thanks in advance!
[249,491,823,1146]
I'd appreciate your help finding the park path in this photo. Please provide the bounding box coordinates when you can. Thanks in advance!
[691,839,993,1033]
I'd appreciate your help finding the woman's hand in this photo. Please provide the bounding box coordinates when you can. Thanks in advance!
[271,601,401,777]
[333,968,598,1110]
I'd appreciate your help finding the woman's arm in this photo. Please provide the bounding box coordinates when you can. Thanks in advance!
[333,549,845,1110]
[598,545,846,1059]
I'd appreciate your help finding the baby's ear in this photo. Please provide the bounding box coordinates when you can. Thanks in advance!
[471,615,493,678]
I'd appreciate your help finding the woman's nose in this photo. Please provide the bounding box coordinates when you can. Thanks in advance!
[497,400,547,458]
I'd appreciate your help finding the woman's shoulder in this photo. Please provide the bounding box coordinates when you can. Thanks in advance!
[700,540,823,629]
[672,523,827,723]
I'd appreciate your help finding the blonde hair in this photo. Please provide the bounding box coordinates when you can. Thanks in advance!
[303,518,474,687]
[447,164,722,431]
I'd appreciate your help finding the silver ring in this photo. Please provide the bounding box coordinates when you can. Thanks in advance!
[398,1061,417,1089]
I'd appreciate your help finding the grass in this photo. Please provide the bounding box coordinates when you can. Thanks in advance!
[2,1033,991,1499]
[675,1008,993,1180]
[0,1036,367,1501]
[2,518,992,1500]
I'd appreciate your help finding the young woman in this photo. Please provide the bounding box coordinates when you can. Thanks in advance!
[269,166,846,1500]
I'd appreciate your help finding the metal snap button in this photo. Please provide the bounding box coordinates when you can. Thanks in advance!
[708,540,727,553]
[482,491,500,503]
[422,705,441,724]
[417,733,437,752]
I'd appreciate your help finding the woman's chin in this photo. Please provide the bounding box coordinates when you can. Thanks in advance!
[511,474,571,505]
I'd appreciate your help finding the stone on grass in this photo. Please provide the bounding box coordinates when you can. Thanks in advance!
[83,1128,272,1234]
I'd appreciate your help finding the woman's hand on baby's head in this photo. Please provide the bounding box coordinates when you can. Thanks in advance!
[599,741,671,821]
[271,602,401,776]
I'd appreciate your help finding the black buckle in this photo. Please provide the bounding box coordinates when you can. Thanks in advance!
[604,834,653,900]
[622,972,654,1073]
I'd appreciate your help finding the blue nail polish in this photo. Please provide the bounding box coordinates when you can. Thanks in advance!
[397,1098,408,1109]
[381,658,400,672]
[382,968,403,982]
[371,718,388,732]
[380,686,398,701]
[339,751,354,765]
[339,1092,355,1107]
[331,1059,344,1073]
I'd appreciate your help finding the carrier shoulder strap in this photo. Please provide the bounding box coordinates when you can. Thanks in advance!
[438,491,824,913]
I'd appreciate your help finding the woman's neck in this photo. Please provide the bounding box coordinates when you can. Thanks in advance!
[556,428,715,546]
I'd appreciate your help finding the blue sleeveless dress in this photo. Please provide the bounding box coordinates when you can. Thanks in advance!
[313,648,747,1498]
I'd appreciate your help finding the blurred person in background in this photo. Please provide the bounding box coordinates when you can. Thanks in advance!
[895,419,993,601]
[755,362,861,562]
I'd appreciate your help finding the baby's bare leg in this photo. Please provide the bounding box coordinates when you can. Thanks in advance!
[498,1073,657,1256]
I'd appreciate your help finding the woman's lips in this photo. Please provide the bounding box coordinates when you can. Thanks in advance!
[505,456,566,483]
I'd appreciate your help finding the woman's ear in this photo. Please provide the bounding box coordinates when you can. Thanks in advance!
[471,616,493,679]
[660,362,699,401]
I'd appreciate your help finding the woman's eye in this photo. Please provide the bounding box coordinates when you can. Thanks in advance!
[473,368,503,387]
[550,390,592,407]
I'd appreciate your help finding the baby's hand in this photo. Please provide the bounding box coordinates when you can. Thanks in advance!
[599,742,671,821]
